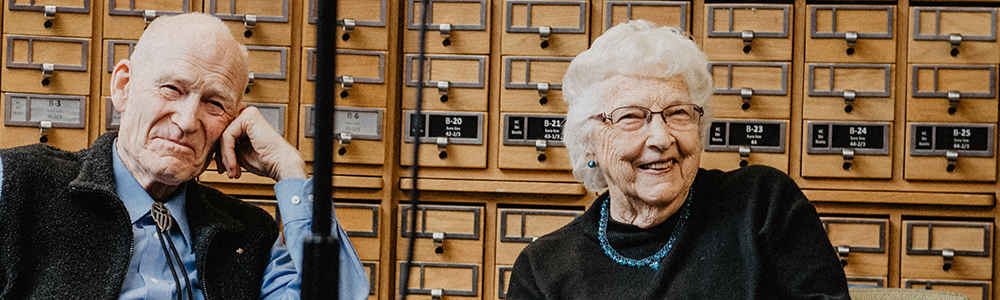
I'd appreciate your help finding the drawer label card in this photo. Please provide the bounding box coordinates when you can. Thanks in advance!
[304,106,383,140]
[503,113,565,146]
[4,93,85,128]
[246,103,285,135]
[807,121,890,155]
[105,97,122,130]
[705,119,786,153]
[404,111,484,145]
[910,123,994,157]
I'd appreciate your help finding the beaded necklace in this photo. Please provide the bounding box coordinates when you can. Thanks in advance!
[598,187,693,270]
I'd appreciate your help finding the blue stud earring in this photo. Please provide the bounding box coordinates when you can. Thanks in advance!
[588,161,596,168]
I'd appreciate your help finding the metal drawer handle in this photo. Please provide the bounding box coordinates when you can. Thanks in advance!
[247,72,256,87]
[843,90,856,113]
[742,30,755,53]
[437,138,449,159]
[432,232,446,254]
[739,145,751,168]
[842,148,855,171]
[837,245,850,267]
[440,23,452,46]
[243,14,257,29]
[845,31,858,56]
[740,88,753,110]
[144,10,157,24]
[431,288,443,300]
[539,26,551,49]
[945,150,959,173]
[535,140,548,153]
[437,81,450,102]
[338,132,352,145]
[947,91,960,115]
[942,248,955,271]
[949,34,962,57]
[340,75,354,91]
[41,63,55,78]
[342,19,356,33]
[39,120,52,144]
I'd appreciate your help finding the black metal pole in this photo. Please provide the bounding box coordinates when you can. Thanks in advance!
[302,0,339,299]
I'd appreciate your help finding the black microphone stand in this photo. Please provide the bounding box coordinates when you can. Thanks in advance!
[302,0,339,299]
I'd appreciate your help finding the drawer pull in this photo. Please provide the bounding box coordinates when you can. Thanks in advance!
[440,23,452,46]
[243,14,257,38]
[741,30,754,53]
[842,148,855,170]
[342,19,355,41]
[535,140,548,153]
[948,34,962,57]
[738,145,751,167]
[945,150,959,173]
[539,26,551,49]
[431,288,443,300]
[946,91,960,115]
[338,132,352,146]
[740,88,753,110]
[437,81,450,102]
[339,75,354,91]
[41,63,55,78]
[432,232,445,254]
[844,31,858,56]
[942,248,955,271]
[437,137,449,159]
[39,120,52,144]
[836,245,850,266]
[247,72,256,87]
[842,90,855,113]
[144,10,157,24]
[43,5,57,28]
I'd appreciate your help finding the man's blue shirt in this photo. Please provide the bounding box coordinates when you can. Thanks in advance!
[0,141,369,299]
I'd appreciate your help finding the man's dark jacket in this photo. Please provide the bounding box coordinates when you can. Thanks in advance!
[0,132,279,299]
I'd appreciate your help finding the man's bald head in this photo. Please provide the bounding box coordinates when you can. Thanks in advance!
[129,13,249,103]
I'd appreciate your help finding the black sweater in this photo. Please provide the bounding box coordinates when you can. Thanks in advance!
[506,166,850,299]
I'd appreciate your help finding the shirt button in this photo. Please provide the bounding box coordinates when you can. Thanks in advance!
[308,195,314,202]
[291,195,300,204]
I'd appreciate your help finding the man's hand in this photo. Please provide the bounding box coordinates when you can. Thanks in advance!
[217,107,307,181]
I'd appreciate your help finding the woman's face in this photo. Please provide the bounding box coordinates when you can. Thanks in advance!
[589,74,702,208]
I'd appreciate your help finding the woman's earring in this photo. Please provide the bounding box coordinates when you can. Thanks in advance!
[588,161,596,168]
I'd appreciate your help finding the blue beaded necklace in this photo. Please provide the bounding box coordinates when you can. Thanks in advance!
[598,187,693,270]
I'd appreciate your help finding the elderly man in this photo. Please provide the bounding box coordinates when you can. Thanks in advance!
[0,13,368,299]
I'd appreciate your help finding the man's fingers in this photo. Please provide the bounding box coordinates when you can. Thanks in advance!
[219,116,245,179]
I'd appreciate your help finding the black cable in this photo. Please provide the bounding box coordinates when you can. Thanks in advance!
[156,230,184,300]
[399,0,431,298]
[164,232,195,300]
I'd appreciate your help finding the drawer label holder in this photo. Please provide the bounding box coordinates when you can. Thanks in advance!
[706,119,786,153]
[105,97,121,130]
[503,113,565,147]
[309,0,387,27]
[407,0,487,32]
[499,209,581,243]
[108,0,188,18]
[909,123,994,157]
[912,7,997,42]
[505,1,587,34]
[398,261,479,297]
[246,103,285,136]
[905,221,991,257]
[809,5,894,40]
[807,121,891,155]
[605,1,688,32]
[304,106,383,141]
[4,93,86,128]
[706,4,790,38]
[404,110,484,145]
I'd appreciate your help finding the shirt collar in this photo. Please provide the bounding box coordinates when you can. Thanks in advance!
[113,140,192,244]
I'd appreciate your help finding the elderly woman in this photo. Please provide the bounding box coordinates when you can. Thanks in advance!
[506,20,849,299]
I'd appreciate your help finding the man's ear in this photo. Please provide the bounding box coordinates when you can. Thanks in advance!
[109,59,132,112]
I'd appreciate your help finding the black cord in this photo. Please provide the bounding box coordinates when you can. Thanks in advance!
[399,0,431,298]
[165,232,195,300]
[157,230,184,300]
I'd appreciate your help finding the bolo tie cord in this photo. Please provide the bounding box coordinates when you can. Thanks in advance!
[152,202,195,300]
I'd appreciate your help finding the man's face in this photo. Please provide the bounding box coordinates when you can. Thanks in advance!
[115,31,246,187]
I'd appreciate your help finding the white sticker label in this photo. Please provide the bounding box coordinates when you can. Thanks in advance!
[256,106,282,133]
[9,97,27,122]
[30,98,80,124]
[334,110,380,137]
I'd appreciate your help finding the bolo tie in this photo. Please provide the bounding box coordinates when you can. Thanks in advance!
[151,202,195,300]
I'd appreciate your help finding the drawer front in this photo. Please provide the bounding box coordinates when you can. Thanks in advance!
[335,203,381,261]
[703,119,788,172]
[4,0,92,37]
[245,102,287,137]
[404,0,490,54]
[105,0,195,39]
[908,7,999,64]
[2,35,90,95]
[208,0,291,46]
[804,63,894,121]
[299,105,385,165]
[302,0,387,49]
[301,48,387,108]
[709,62,790,119]
[904,279,991,300]
[603,1,688,33]
[901,220,993,280]
[496,265,513,299]
[907,64,998,123]
[820,217,889,277]
[802,121,892,179]
[905,123,995,181]
[101,39,137,97]
[847,276,885,288]
[500,56,571,114]
[398,204,484,263]
[402,111,487,168]
[806,5,895,63]
[501,0,589,56]
[244,45,289,103]
[362,261,379,299]
[0,93,88,150]
[403,54,489,111]
[702,4,792,61]
[495,208,581,264]
[498,113,569,170]
[398,262,481,300]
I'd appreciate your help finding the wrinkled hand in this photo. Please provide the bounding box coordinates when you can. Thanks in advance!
[217,107,307,181]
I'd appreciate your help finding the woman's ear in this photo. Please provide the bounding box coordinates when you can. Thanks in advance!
[109,59,132,113]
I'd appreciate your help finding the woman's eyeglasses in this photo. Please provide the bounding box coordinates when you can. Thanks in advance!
[590,104,704,131]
